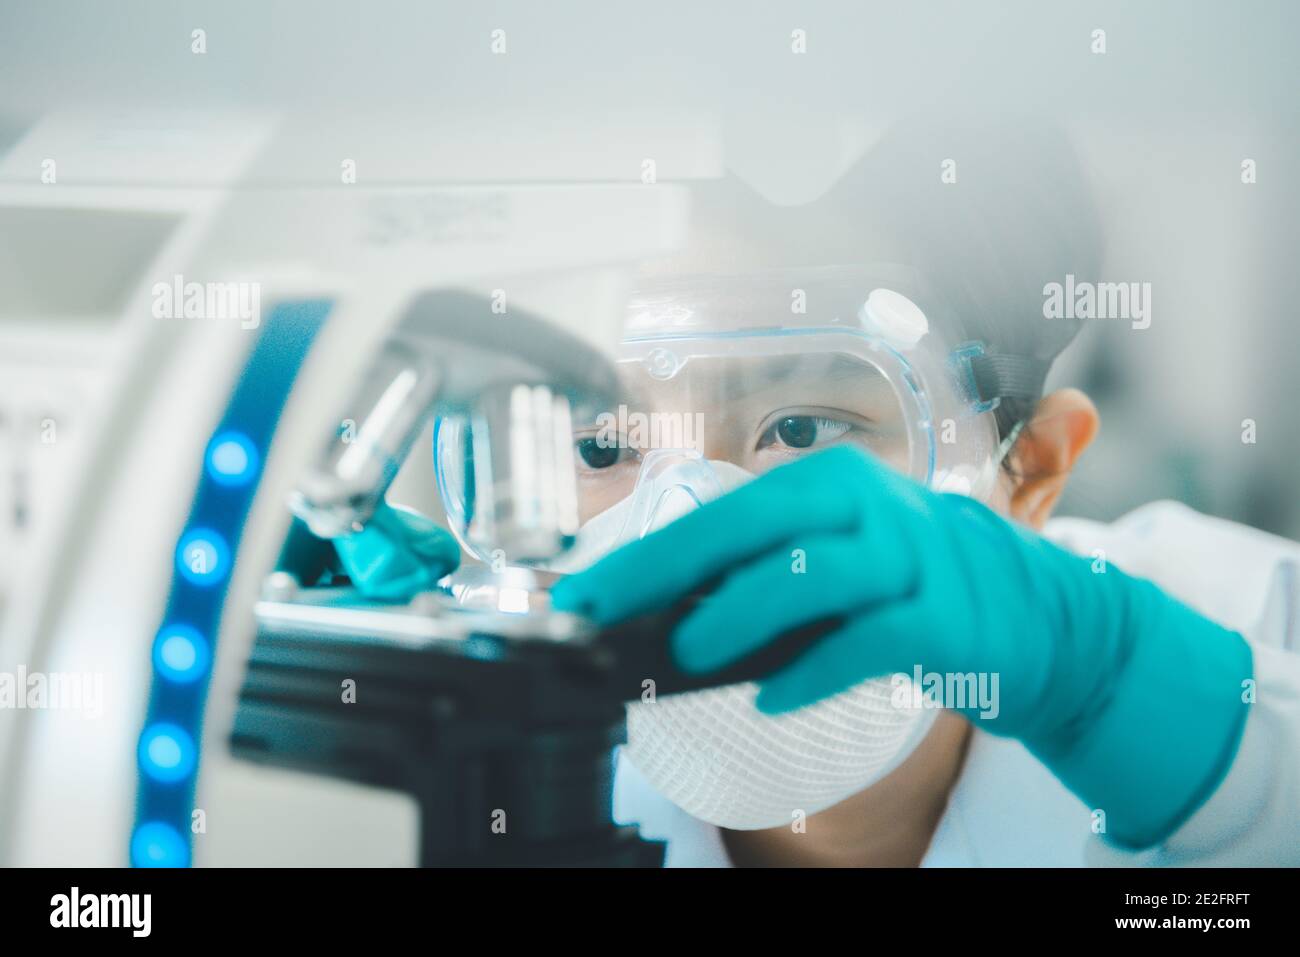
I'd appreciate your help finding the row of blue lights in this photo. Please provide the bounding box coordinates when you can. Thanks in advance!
[131,302,331,867]
[132,434,256,865]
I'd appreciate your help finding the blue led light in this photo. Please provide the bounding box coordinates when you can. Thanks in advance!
[138,723,197,784]
[175,528,230,586]
[206,430,259,487]
[134,300,333,867]
[152,624,210,684]
[131,821,191,868]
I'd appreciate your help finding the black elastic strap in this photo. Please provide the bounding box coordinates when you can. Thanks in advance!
[969,353,1051,404]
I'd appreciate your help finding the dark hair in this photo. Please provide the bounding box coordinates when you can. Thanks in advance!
[802,116,1105,439]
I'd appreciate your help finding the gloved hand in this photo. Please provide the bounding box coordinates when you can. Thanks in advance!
[331,501,461,601]
[550,445,1253,848]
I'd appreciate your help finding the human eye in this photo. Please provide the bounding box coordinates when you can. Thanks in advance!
[573,431,641,472]
[758,414,854,453]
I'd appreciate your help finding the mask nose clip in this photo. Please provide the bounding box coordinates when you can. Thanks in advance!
[637,484,704,540]
[619,448,725,542]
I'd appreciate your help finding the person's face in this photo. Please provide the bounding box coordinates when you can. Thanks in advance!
[570,354,913,523]
[571,352,1101,534]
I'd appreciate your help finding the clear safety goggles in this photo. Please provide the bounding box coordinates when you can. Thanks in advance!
[435,266,1042,564]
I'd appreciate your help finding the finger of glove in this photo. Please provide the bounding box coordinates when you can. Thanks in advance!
[671,533,916,674]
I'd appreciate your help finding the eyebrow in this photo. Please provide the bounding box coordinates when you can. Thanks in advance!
[595,353,895,419]
[720,354,890,400]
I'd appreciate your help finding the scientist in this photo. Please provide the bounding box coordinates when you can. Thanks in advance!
[325,119,1300,867]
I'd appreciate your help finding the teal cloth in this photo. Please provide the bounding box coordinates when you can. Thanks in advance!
[331,502,461,601]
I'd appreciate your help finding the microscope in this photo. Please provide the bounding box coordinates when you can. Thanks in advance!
[160,120,691,864]
[231,278,833,866]
[235,282,663,867]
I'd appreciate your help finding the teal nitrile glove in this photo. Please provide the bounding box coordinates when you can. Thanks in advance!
[331,501,461,601]
[550,445,1253,849]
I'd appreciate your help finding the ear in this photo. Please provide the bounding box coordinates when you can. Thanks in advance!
[1007,388,1099,530]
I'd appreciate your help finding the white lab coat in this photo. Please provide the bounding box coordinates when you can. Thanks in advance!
[611,501,1300,867]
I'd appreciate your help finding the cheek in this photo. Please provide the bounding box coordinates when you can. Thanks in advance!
[576,467,639,524]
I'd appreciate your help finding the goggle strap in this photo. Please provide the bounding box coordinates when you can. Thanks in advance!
[996,419,1028,467]
[969,353,1051,405]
